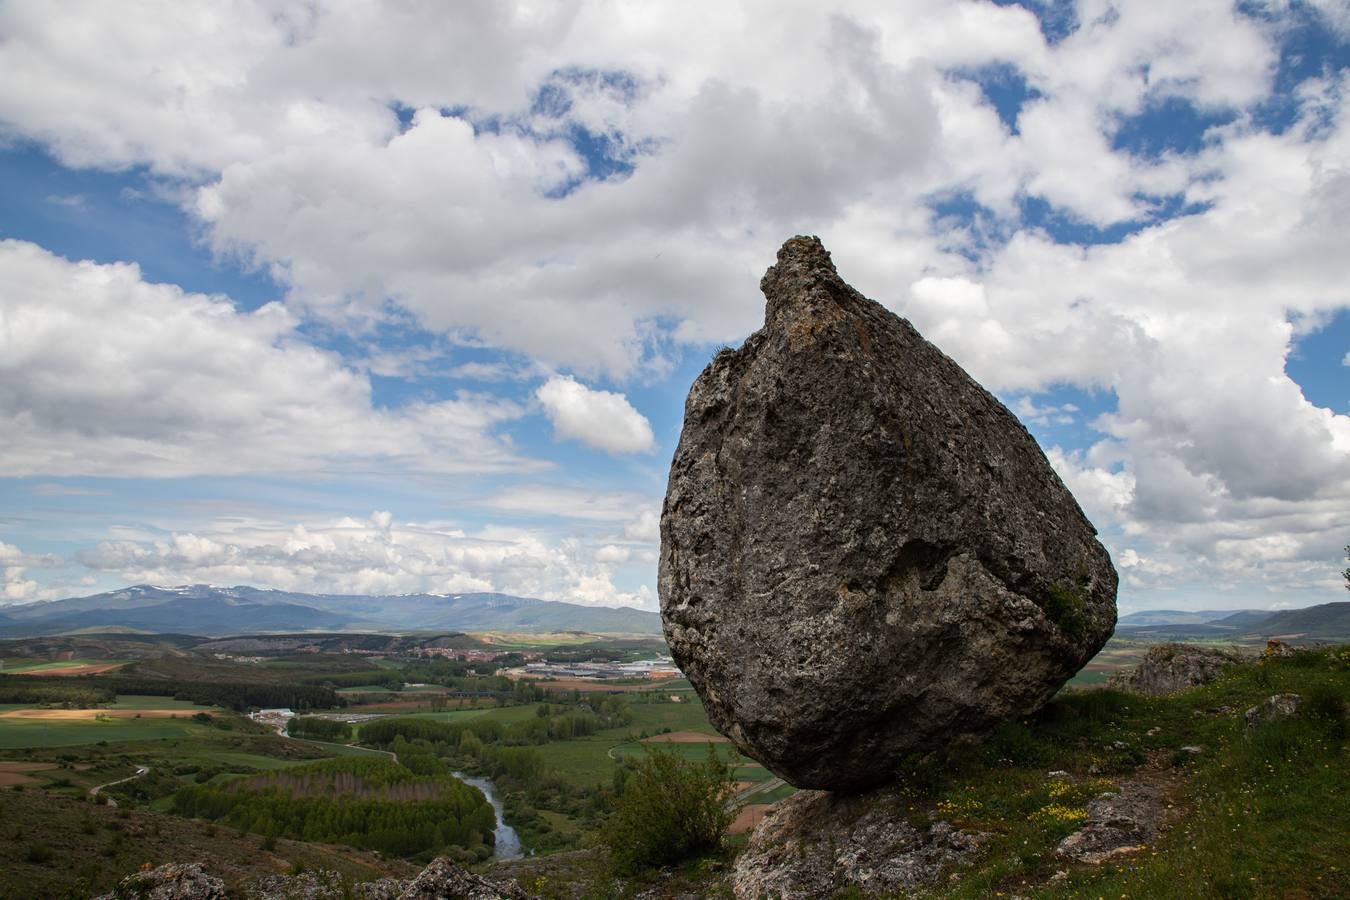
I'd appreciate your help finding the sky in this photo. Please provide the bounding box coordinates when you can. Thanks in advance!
[0,0,1348,617]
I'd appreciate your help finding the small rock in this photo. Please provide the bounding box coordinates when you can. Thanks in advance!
[1180,745,1203,755]
[1244,693,1303,728]
[1111,740,1129,750]
[1047,770,1070,780]
[1107,643,1246,697]
[732,786,986,898]
[1057,781,1165,865]
[1146,727,1161,737]
[94,862,226,900]
[1263,639,1296,658]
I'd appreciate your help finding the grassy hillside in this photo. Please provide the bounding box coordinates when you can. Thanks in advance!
[493,645,1349,899]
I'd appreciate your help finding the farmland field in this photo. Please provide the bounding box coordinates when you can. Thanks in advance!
[0,658,127,676]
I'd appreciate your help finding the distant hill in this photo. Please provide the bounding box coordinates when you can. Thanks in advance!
[1116,609,1257,627]
[0,584,663,637]
[1117,602,1350,642]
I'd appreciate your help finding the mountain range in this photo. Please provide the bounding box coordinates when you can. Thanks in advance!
[0,584,663,637]
[1116,602,1350,641]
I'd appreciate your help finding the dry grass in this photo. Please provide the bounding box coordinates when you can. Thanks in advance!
[0,708,198,721]
[0,760,57,786]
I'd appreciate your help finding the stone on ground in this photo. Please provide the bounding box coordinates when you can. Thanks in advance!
[1056,780,1166,865]
[660,236,1117,790]
[731,785,986,899]
[1107,643,1246,697]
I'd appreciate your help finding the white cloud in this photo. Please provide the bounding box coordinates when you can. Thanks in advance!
[477,485,658,522]
[0,240,540,477]
[0,1,1347,606]
[73,512,656,608]
[0,540,64,602]
[535,375,655,454]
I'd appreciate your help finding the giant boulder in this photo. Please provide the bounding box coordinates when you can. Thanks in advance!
[659,236,1116,790]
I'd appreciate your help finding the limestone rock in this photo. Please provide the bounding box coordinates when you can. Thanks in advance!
[94,862,226,900]
[660,236,1117,790]
[1107,643,1246,697]
[732,786,986,899]
[247,870,406,900]
[397,856,530,900]
[1245,693,1303,728]
[1056,780,1165,865]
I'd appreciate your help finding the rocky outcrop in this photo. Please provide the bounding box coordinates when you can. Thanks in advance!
[1056,780,1164,865]
[1107,644,1246,697]
[393,856,530,900]
[95,862,226,900]
[247,870,405,899]
[732,786,986,899]
[660,236,1117,790]
[128,858,529,900]
[1245,693,1303,728]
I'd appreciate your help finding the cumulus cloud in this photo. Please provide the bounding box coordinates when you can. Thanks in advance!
[0,1,1347,605]
[0,540,64,602]
[0,240,540,477]
[73,512,656,608]
[535,376,655,454]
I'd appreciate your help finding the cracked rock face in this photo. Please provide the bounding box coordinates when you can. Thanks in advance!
[731,786,986,899]
[660,236,1117,790]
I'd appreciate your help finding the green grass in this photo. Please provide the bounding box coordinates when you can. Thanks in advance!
[891,646,1350,899]
[0,658,123,673]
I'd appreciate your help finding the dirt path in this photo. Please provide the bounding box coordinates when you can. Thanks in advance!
[90,765,150,808]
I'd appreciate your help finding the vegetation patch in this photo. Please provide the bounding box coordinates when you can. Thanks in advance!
[172,756,496,861]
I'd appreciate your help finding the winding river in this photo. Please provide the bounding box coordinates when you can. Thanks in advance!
[455,772,523,860]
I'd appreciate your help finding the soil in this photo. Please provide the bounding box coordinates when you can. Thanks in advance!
[730,803,773,835]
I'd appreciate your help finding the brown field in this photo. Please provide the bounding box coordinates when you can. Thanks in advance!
[0,760,57,786]
[730,803,773,835]
[641,730,728,743]
[15,661,126,677]
[0,708,199,721]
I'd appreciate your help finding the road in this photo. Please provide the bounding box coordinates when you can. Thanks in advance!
[90,765,150,808]
[734,776,785,804]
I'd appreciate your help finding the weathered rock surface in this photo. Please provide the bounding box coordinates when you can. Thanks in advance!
[732,786,986,899]
[1056,780,1165,865]
[1107,643,1246,697]
[94,862,227,900]
[247,869,405,900]
[1245,693,1303,728]
[660,236,1117,790]
[133,857,528,900]
[396,856,530,900]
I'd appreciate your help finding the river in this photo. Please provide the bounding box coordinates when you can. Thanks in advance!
[454,772,523,860]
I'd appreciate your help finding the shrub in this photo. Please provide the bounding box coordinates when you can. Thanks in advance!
[600,744,737,874]
[1303,683,1347,738]
[25,843,54,864]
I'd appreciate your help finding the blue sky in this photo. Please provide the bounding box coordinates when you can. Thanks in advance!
[1,0,1347,615]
